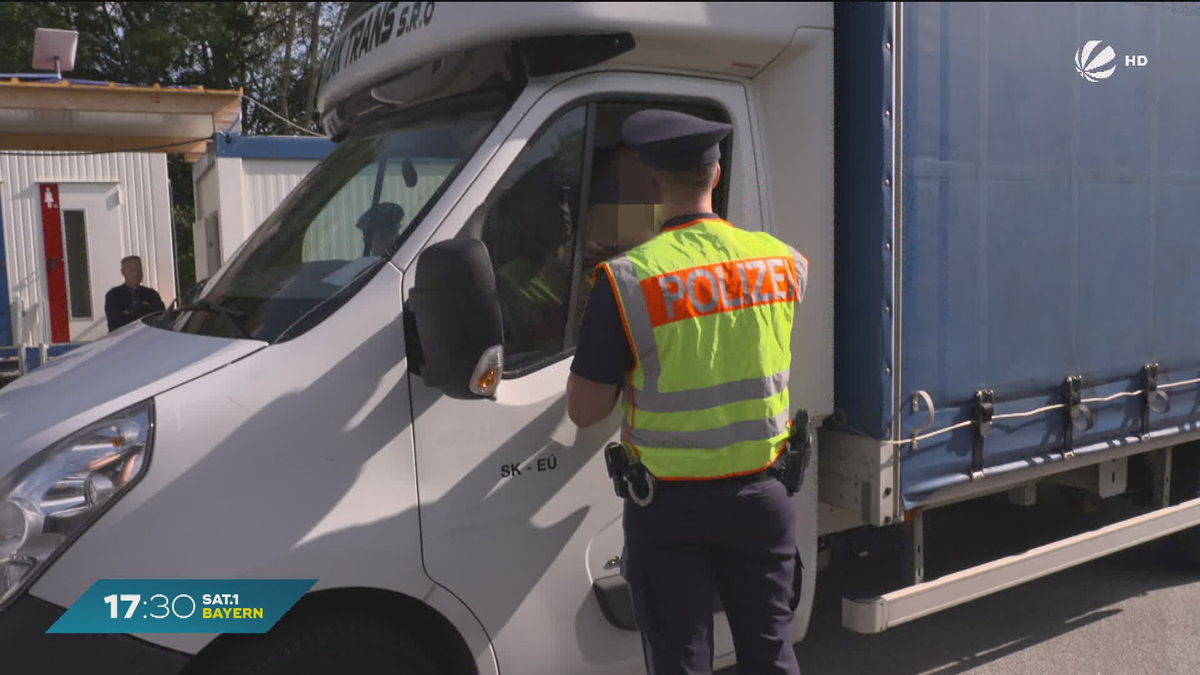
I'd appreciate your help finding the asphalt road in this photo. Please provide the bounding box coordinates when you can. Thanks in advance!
[720,491,1200,675]
[789,541,1200,675]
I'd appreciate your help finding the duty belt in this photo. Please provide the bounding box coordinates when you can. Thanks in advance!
[773,408,812,497]
[604,443,656,507]
[604,408,813,506]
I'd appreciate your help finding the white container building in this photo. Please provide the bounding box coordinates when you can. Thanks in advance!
[190,133,334,282]
[0,151,176,348]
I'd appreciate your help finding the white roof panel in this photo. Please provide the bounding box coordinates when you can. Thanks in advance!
[317,1,833,115]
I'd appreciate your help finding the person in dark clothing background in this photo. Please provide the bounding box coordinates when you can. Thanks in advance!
[105,255,165,332]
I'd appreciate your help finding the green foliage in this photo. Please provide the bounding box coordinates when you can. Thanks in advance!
[0,2,349,292]
[172,198,197,292]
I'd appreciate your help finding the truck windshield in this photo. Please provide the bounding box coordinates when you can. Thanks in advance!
[163,97,506,343]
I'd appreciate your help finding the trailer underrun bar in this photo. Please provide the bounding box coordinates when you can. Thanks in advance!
[842,494,1200,634]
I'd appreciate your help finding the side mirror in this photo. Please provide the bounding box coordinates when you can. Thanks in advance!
[408,238,505,398]
[164,278,206,315]
[185,278,208,304]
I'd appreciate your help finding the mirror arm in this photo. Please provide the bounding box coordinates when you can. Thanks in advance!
[403,303,425,375]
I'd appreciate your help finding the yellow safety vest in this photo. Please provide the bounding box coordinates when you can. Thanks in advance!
[596,217,808,480]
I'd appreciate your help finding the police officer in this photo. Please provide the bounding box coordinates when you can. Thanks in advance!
[567,109,809,675]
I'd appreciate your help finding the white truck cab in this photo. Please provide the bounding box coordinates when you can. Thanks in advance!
[0,3,834,673]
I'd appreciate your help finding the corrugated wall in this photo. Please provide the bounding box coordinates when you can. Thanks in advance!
[241,159,317,234]
[193,160,221,280]
[185,153,459,290]
[194,161,221,223]
[301,159,458,261]
[0,151,173,345]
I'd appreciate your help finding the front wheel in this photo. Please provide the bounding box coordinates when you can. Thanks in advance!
[182,611,439,675]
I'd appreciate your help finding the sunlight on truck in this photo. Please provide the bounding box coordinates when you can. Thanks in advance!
[2,2,1200,674]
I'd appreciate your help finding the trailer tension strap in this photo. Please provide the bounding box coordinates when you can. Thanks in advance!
[1062,376,1094,459]
[1143,363,1170,437]
[971,389,993,481]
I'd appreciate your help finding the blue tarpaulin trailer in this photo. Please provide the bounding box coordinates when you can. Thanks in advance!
[831,1,1200,512]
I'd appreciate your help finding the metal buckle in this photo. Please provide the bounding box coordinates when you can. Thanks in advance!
[970,390,994,481]
[626,464,656,507]
[1063,376,1094,459]
[1143,363,1170,437]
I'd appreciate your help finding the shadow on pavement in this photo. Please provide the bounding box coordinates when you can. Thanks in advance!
[721,490,1199,675]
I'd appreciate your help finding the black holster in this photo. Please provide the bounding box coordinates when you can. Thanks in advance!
[604,443,656,506]
[604,443,631,500]
[771,409,813,496]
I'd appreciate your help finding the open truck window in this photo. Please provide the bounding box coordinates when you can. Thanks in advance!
[569,100,732,345]
[459,98,732,377]
[465,105,588,374]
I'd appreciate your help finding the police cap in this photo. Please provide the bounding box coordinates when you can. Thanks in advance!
[620,109,732,171]
[355,202,405,235]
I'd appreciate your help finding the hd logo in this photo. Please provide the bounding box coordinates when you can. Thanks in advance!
[1075,40,1149,83]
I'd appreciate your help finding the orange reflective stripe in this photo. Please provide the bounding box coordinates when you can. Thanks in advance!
[640,255,799,328]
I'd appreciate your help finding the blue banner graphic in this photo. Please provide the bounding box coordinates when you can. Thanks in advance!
[46,579,318,634]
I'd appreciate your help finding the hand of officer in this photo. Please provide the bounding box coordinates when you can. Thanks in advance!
[583,240,620,268]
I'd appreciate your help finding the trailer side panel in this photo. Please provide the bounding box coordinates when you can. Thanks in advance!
[834,1,1200,509]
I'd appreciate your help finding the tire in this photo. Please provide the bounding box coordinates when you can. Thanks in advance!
[183,611,439,675]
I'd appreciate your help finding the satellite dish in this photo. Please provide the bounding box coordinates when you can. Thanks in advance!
[32,28,79,78]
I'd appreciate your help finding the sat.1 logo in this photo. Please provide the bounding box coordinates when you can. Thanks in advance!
[1074,40,1149,83]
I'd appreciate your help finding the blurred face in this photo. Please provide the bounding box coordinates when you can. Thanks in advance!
[121,259,143,287]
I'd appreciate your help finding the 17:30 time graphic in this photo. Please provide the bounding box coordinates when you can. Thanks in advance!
[104,593,203,619]
[47,579,314,634]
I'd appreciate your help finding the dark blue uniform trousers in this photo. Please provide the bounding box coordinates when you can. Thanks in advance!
[621,471,803,675]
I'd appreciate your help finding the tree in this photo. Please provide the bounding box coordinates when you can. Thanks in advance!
[302,2,324,127]
[0,2,349,292]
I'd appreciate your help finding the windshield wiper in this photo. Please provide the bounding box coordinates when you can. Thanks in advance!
[173,300,254,339]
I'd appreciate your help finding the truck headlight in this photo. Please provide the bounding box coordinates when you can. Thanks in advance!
[0,400,153,608]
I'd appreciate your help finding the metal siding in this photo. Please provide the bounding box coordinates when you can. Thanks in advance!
[205,155,461,272]
[216,151,458,270]
[149,153,176,304]
[194,162,221,219]
[192,162,221,281]
[0,151,173,345]
[241,159,318,236]
[887,1,1200,508]
[214,157,247,260]
[0,198,10,346]
[300,159,458,262]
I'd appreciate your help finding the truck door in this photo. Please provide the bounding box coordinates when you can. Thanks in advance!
[404,73,767,673]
